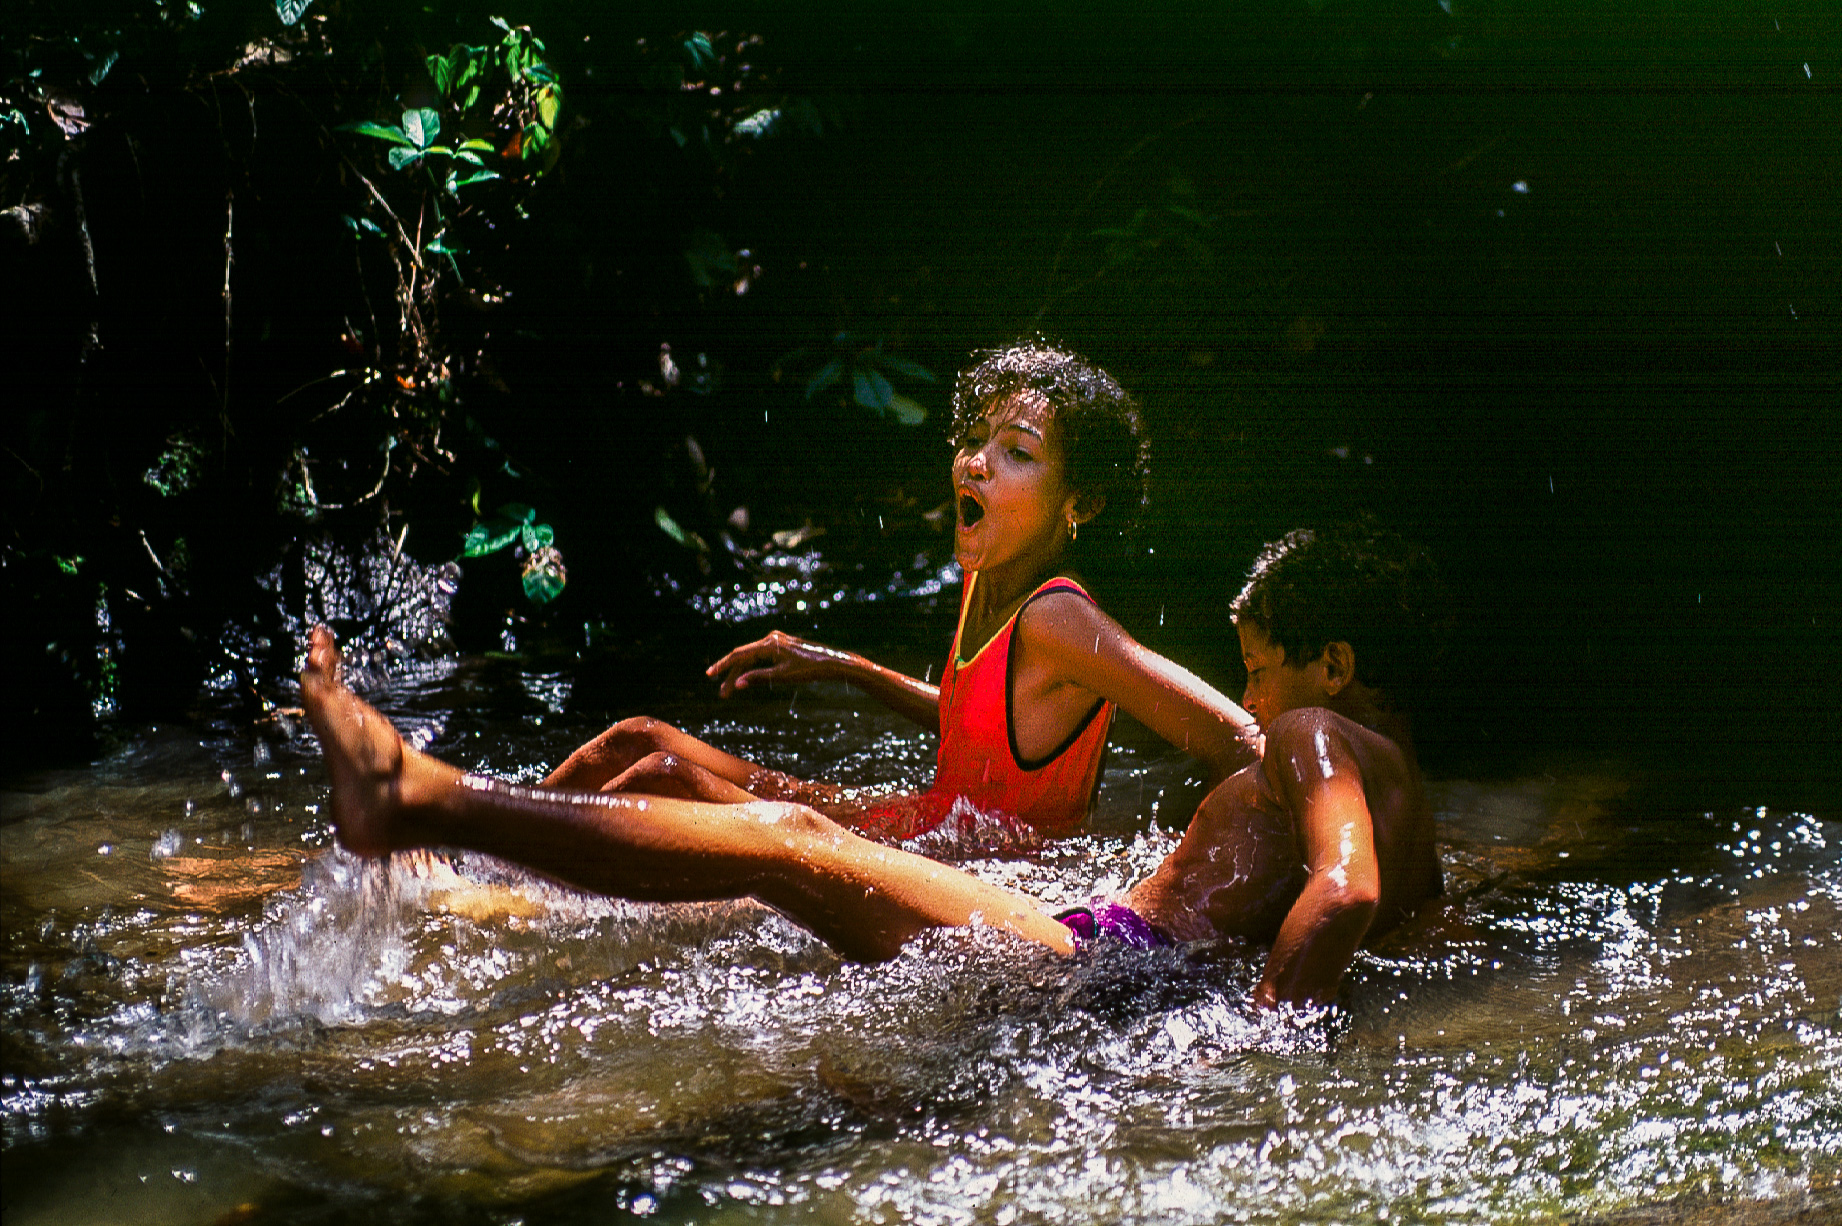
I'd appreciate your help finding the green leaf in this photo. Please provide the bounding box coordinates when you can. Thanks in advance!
[143,436,204,496]
[462,520,521,557]
[654,507,710,556]
[54,554,84,575]
[338,120,414,147]
[428,51,456,95]
[876,354,936,382]
[886,393,928,426]
[535,85,561,132]
[654,507,689,547]
[84,50,119,86]
[275,0,313,26]
[521,552,566,604]
[387,145,423,170]
[733,108,780,139]
[401,108,440,148]
[804,357,844,400]
[683,33,716,73]
[451,169,500,188]
[499,26,548,82]
[462,504,538,557]
[460,138,497,152]
[853,367,894,411]
[682,229,737,288]
[521,522,554,550]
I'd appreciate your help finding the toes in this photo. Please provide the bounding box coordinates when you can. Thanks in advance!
[306,626,341,678]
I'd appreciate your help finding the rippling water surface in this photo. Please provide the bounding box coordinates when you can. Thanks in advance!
[3,653,1838,1225]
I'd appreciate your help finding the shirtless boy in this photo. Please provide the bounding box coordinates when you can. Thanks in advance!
[302,522,1444,1008]
[1122,523,1444,1006]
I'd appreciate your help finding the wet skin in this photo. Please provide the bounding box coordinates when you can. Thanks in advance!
[302,626,1077,961]
[945,393,1086,641]
[546,392,1258,828]
[1130,623,1442,1006]
[304,619,1436,1008]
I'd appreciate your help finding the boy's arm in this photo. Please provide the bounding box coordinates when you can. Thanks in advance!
[707,631,941,731]
[1252,712,1381,1009]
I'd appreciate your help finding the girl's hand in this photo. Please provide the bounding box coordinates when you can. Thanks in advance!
[706,631,858,698]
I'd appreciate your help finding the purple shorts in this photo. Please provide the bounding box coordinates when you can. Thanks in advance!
[1054,901,1171,950]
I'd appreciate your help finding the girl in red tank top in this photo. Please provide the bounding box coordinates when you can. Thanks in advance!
[541,343,1259,841]
[851,573,1113,840]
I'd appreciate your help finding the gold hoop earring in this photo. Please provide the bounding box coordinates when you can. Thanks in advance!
[1068,517,1078,542]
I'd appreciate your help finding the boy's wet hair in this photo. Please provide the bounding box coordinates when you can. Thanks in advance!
[1231,518,1449,710]
[951,341,1150,537]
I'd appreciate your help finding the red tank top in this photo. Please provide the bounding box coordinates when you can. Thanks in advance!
[855,574,1114,840]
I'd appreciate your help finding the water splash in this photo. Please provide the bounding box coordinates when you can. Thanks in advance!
[197,851,414,1031]
[4,695,1837,1224]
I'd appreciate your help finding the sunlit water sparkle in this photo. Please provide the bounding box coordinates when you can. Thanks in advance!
[2,663,1837,1225]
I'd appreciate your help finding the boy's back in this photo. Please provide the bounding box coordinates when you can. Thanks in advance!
[1126,705,1439,946]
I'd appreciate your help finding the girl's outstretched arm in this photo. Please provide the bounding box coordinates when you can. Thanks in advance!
[706,630,941,731]
[1011,593,1259,786]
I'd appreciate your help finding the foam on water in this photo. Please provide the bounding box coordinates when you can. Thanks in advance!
[2,675,1838,1224]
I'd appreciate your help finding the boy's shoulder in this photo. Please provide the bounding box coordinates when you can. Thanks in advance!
[1259,706,1408,784]
[1262,704,1378,744]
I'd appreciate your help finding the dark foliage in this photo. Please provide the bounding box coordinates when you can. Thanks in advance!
[3,1,1837,786]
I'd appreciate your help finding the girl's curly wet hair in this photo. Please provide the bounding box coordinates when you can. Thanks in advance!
[951,341,1150,539]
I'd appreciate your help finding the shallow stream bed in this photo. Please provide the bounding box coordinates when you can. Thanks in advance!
[3,651,1838,1225]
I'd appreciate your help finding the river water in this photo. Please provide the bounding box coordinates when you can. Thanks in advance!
[3,635,1838,1225]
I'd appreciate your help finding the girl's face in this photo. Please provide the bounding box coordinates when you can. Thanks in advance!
[951,393,1082,579]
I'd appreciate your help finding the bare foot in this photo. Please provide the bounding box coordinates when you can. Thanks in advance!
[300,626,411,857]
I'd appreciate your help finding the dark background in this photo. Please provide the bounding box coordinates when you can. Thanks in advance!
[4,0,1836,801]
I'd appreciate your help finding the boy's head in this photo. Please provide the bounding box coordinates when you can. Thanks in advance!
[1230,519,1447,713]
[952,341,1150,537]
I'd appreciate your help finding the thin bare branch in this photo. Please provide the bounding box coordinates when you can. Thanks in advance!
[221,188,235,437]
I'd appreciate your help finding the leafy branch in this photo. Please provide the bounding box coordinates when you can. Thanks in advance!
[462,502,566,604]
[788,333,935,425]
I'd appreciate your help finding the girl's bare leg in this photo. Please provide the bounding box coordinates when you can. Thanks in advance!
[604,752,759,803]
[543,716,855,811]
[300,628,1073,962]
[543,716,762,791]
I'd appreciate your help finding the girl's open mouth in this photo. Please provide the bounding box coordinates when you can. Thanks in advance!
[957,492,985,528]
